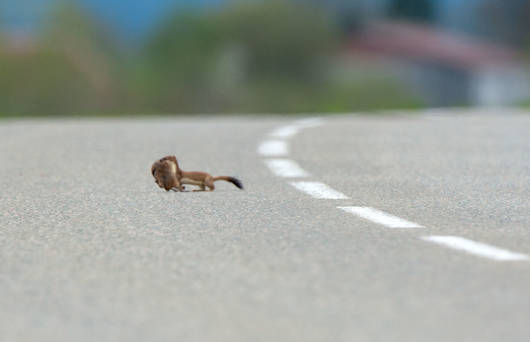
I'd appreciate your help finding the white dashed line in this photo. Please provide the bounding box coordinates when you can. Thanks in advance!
[290,181,349,199]
[260,118,527,263]
[337,206,424,228]
[269,125,300,138]
[422,235,529,261]
[258,140,288,156]
[264,159,310,178]
[294,117,325,127]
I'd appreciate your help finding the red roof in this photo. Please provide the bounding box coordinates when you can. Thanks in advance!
[349,21,520,69]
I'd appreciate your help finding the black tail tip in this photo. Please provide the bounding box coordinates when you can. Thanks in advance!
[229,177,244,190]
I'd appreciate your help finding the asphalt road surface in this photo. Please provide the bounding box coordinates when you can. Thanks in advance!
[1,109,529,342]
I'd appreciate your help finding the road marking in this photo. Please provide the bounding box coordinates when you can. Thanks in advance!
[261,118,529,265]
[264,159,310,178]
[269,125,300,138]
[268,117,324,138]
[290,181,349,199]
[422,235,529,261]
[294,117,325,127]
[258,140,288,156]
[337,206,424,228]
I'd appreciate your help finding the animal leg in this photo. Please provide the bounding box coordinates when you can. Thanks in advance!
[192,184,207,192]
[205,179,215,191]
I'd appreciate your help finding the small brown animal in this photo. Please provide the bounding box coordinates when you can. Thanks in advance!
[151,156,182,191]
[151,155,243,192]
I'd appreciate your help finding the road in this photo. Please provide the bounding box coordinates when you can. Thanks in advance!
[0,110,529,341]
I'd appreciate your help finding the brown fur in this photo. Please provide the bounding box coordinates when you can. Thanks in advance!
[151,155,243,192]
[151,156,183,191]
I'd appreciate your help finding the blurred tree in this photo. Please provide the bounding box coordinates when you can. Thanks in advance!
[0,0,423,116]
[478,0,530,48]
[218,0,338,81]
[0,2,123,116]
[0,50,98,116]
[143,9,224,112]
[44,2,121,99]
[147,10,222,85]
[145,0,338,112]
[387,0,436,23]
[338,6,363,36]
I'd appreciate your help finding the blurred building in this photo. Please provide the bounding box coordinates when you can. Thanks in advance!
[346,21,530,107]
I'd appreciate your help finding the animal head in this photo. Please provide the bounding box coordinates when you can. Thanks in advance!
[151,157,178,191]
[158,156,179,170]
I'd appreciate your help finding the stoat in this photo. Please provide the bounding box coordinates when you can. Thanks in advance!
[151,156,243,192]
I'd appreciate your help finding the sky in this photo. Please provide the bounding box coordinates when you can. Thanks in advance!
[0,0,222,39]
[79,0,223,40]
[0,0,478,40]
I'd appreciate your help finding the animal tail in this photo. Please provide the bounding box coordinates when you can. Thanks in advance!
[213,176,244,189]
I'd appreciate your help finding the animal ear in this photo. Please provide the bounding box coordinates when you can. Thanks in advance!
[159,155,178,163]
[151,164,156,176]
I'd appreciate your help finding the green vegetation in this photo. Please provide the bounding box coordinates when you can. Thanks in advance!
[0,0,422,117]
[519,99,530,109]
[387,0,436,23]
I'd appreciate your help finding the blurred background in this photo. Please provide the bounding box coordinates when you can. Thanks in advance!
[1,0,529,117]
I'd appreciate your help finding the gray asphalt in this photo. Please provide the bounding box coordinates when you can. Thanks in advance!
[0,110,529,342]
